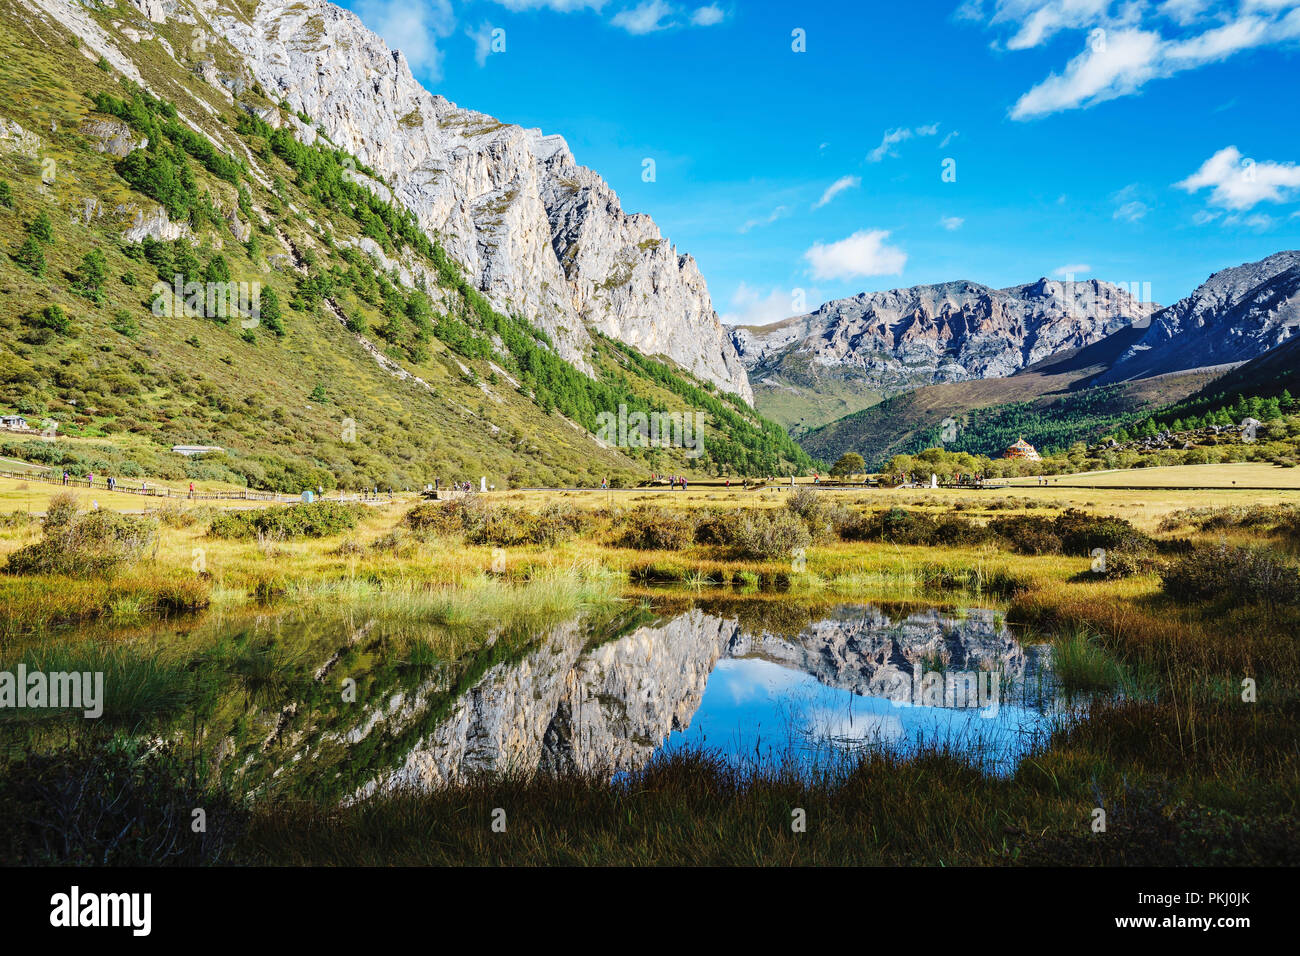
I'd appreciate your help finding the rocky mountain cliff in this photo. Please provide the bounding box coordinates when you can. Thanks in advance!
[730,277,1157,431]
[1098,251,1300,383]
[200,0,751,402]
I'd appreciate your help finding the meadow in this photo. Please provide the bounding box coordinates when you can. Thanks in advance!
[0,464,1297,865]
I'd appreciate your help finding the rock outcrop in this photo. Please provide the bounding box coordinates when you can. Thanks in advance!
[207,0,751,401]
[1098,251,1300,383]
[732,277,1157,399]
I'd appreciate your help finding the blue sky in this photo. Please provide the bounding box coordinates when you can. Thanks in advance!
[338,0,1300,324]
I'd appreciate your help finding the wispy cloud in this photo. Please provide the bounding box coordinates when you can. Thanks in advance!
[353,0,455,79]
[940,216,965,231]
[867,124,941,162]
[805,229,907,280]
[813,175,861,209]
[1111,183,1149,222]
[739,205,790,233]
[691,4,726,26]
[467,21,495,67]
[491,0,608,10]
[611,0,676,33]
[965,1,1300,120]
[1176,145,1300,210]
[720,283,806,325]
[1053,263,1092,276]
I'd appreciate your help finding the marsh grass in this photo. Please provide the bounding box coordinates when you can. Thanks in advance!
[1,488,1299,864]
[1051,630,1129,694]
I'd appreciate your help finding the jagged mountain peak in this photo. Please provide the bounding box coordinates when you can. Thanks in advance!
[202,0,751,402]
[1099,250,1300,383]
[730,276,1157,425]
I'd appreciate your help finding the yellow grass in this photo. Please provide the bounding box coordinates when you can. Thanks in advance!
[1002,461,1300,489]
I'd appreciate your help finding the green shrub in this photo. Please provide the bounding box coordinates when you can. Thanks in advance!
[403,501,467,538]
[208,501,361,540]
[1160,545,1300,606]
[616,506,697,551]
[837,508,989,547]
[990,515,1063,555]
[4,506,158,577]
[727,509,811,560]
[1052,509,1151,557]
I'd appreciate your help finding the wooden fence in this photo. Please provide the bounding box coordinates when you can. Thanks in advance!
[0,467,295,502]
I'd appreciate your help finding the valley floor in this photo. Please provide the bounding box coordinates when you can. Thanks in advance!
[0,466,1297,865]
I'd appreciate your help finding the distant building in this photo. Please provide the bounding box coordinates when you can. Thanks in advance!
[1003,437,1041,462]
[171,445,224,456]
[0,415,29,431]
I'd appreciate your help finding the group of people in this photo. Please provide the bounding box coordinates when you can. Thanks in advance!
[60,470,120,492]
[648,473,692,489]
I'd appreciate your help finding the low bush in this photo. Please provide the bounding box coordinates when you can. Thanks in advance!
[208,501,361,540]
[786,487,837,542]
[616,506,697,551]
[726,509,811,560]
[4,501,157,578]
[1052,509,1152,557]
[1160,545,1300,606]
[405,500,596,548]
[839,508,991,547]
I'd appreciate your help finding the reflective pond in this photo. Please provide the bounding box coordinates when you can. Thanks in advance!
[4,600,1078,802]
[339,602,1073,799]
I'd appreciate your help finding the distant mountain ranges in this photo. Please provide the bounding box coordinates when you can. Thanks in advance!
[732,251,1300,464]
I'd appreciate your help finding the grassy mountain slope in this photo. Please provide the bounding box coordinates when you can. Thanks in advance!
[0,0,807,490]
[798,328,1218,466]
[744,346,887,435]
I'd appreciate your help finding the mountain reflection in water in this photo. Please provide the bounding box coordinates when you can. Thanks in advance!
[347,604,1069,800]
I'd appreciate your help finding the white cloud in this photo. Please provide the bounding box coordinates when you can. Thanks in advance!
[813,175,860,209]
[1110,184,1150,222]
[691,4,725,26]
[1011,28,1163,119]
[611,0,675,33]
[1176,145,1300,210]
[1192,209,1221,225]
[977,2,1300,120]
[1114,200,1148,222]
[720,283,804,325]
[1241,212,1277,230]
[467,22,495,67]
[982,0,1116,50]
[491,0,608,10]
[1053,263,1092,276]
[739,205,790,233]
[353,0,455,78]
[940,216,965,230]
[805,230,907,281]
[867,124,941,162]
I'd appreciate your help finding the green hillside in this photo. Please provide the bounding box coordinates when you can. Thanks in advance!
[798,358,1216,468]
[0,1,809,490]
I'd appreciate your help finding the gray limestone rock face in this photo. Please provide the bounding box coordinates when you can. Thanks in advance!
[732,277,1158,396]
[1099,251,1300,382]
[205,0,752,402]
